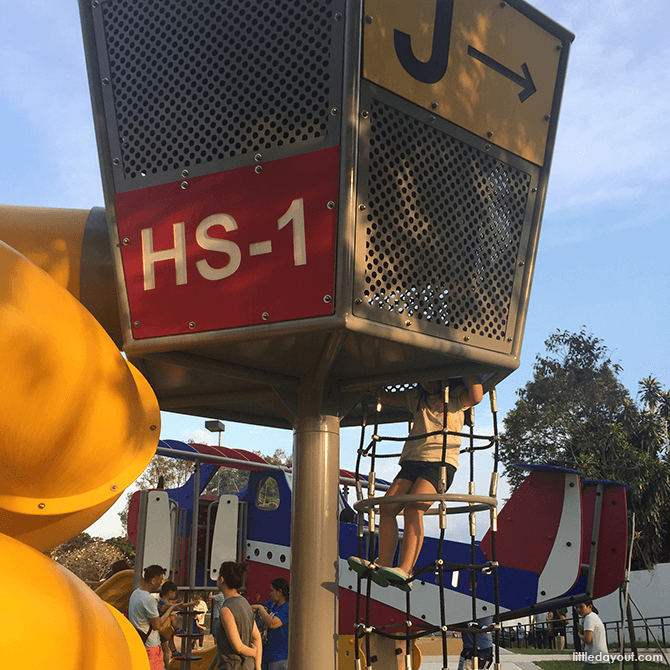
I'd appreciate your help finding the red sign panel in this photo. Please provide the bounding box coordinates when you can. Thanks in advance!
[115,146,339,339]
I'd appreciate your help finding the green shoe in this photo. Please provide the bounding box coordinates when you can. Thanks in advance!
[347,556,389,587]
[376,566,412,592]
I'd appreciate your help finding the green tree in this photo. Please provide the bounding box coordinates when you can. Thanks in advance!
[638,376,663,413]
[50,532,134,582]
[118,452,195,529]
[499,329,670,569]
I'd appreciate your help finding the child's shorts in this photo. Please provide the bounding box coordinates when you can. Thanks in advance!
[395,461,456,492]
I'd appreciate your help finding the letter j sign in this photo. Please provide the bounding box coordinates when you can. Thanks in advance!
[363,0,564,166]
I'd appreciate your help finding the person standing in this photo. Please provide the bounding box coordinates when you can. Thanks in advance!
[576,601,609,669]
[533,611,548,649]
[192,594,208,649]
[458,616,493,670]
[349,378,483,590]
[128,565,179,670]
[551,610,568,650]
[216,562,262,670]
[251,578,289,670]
[209,589,226,646]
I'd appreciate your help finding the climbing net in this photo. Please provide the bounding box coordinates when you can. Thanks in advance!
[350,384,503,670]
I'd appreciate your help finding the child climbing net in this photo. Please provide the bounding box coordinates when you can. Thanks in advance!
[348,378,503,670]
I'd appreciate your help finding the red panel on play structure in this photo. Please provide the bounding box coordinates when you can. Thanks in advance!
[116,146,339,339]
[580,483,628,599]
[190,443,270,470]
[480,472,566,574]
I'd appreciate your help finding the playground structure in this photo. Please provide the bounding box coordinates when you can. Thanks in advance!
[115,430,629,669]
[0,0,580,668]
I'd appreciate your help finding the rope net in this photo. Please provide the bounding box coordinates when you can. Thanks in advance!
[349,384,503,670]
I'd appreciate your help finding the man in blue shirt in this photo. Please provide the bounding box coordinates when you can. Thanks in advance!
[459,616,494,670]
[251,578,289,670]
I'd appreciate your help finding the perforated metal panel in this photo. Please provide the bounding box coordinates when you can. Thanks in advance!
[353,85,539,354]
[91,0,344,191]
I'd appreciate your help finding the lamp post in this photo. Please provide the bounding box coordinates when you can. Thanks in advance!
[205,420,225,495]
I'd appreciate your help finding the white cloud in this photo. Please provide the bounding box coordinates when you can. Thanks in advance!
[530,0,670,218]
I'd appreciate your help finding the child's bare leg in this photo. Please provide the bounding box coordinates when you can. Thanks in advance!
[397,478,436,574]
[161,640,170,668]
[378,478,413,566]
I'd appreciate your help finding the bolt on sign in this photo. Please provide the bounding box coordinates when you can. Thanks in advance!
[80,0,573,396]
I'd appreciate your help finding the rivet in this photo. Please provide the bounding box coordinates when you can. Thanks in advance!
[150,425,157,431]
[189,321,196,329]
[323,295,333,303]
[531,187,538,193]
[431,101,438,109]
[181,169,189,178]
[262,312,270,321]
[487,131,494,138]
[111,485,118,491]
[464,336,470,341]
[428,115,436,123]
[365,15,373,24]
[545,114,551,121]
[101,77,109,85]
[38,502,45,509]
[556,44,563,51]
[566,541,572,547]
[485,143,492,151]
[122,238,130,245]
[255,165,263,174]
[133,321,141,328]
[181,180,188,189]
[92,0,99,7]
[140,170,147,177]
[361,110,369,119]
[519,261,525,267]
[355,298,363,305]
[405,320,412,327]
[359,204,366,211]
[327,201,335,209]
[254,153,263,162]
[507,337,513,342]
[500,1,507,6]
[334,12,342,21]
[112,157,120,165]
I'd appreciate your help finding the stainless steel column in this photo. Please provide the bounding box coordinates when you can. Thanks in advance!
[288,381,341,670]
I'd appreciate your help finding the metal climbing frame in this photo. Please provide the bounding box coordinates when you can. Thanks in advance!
[350,386,502,670]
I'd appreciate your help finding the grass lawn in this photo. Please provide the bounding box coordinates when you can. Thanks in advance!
[509,648,573,654]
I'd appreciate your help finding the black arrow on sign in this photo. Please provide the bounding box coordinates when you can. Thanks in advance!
[467,45,537,102]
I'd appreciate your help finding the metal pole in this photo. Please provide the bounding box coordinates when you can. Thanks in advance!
[189,459,201,591]
[288,381,340,670]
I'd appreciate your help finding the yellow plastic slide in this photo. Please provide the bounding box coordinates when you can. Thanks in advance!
[0,237,160,668]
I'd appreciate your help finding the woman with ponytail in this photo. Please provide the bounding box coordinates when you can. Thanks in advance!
[215,562,262,670]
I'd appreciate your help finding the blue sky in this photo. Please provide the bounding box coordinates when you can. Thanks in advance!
[1,0,668,538]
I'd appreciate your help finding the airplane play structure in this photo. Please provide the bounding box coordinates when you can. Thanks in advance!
[115,416,628,669]
[0,0,582,668]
